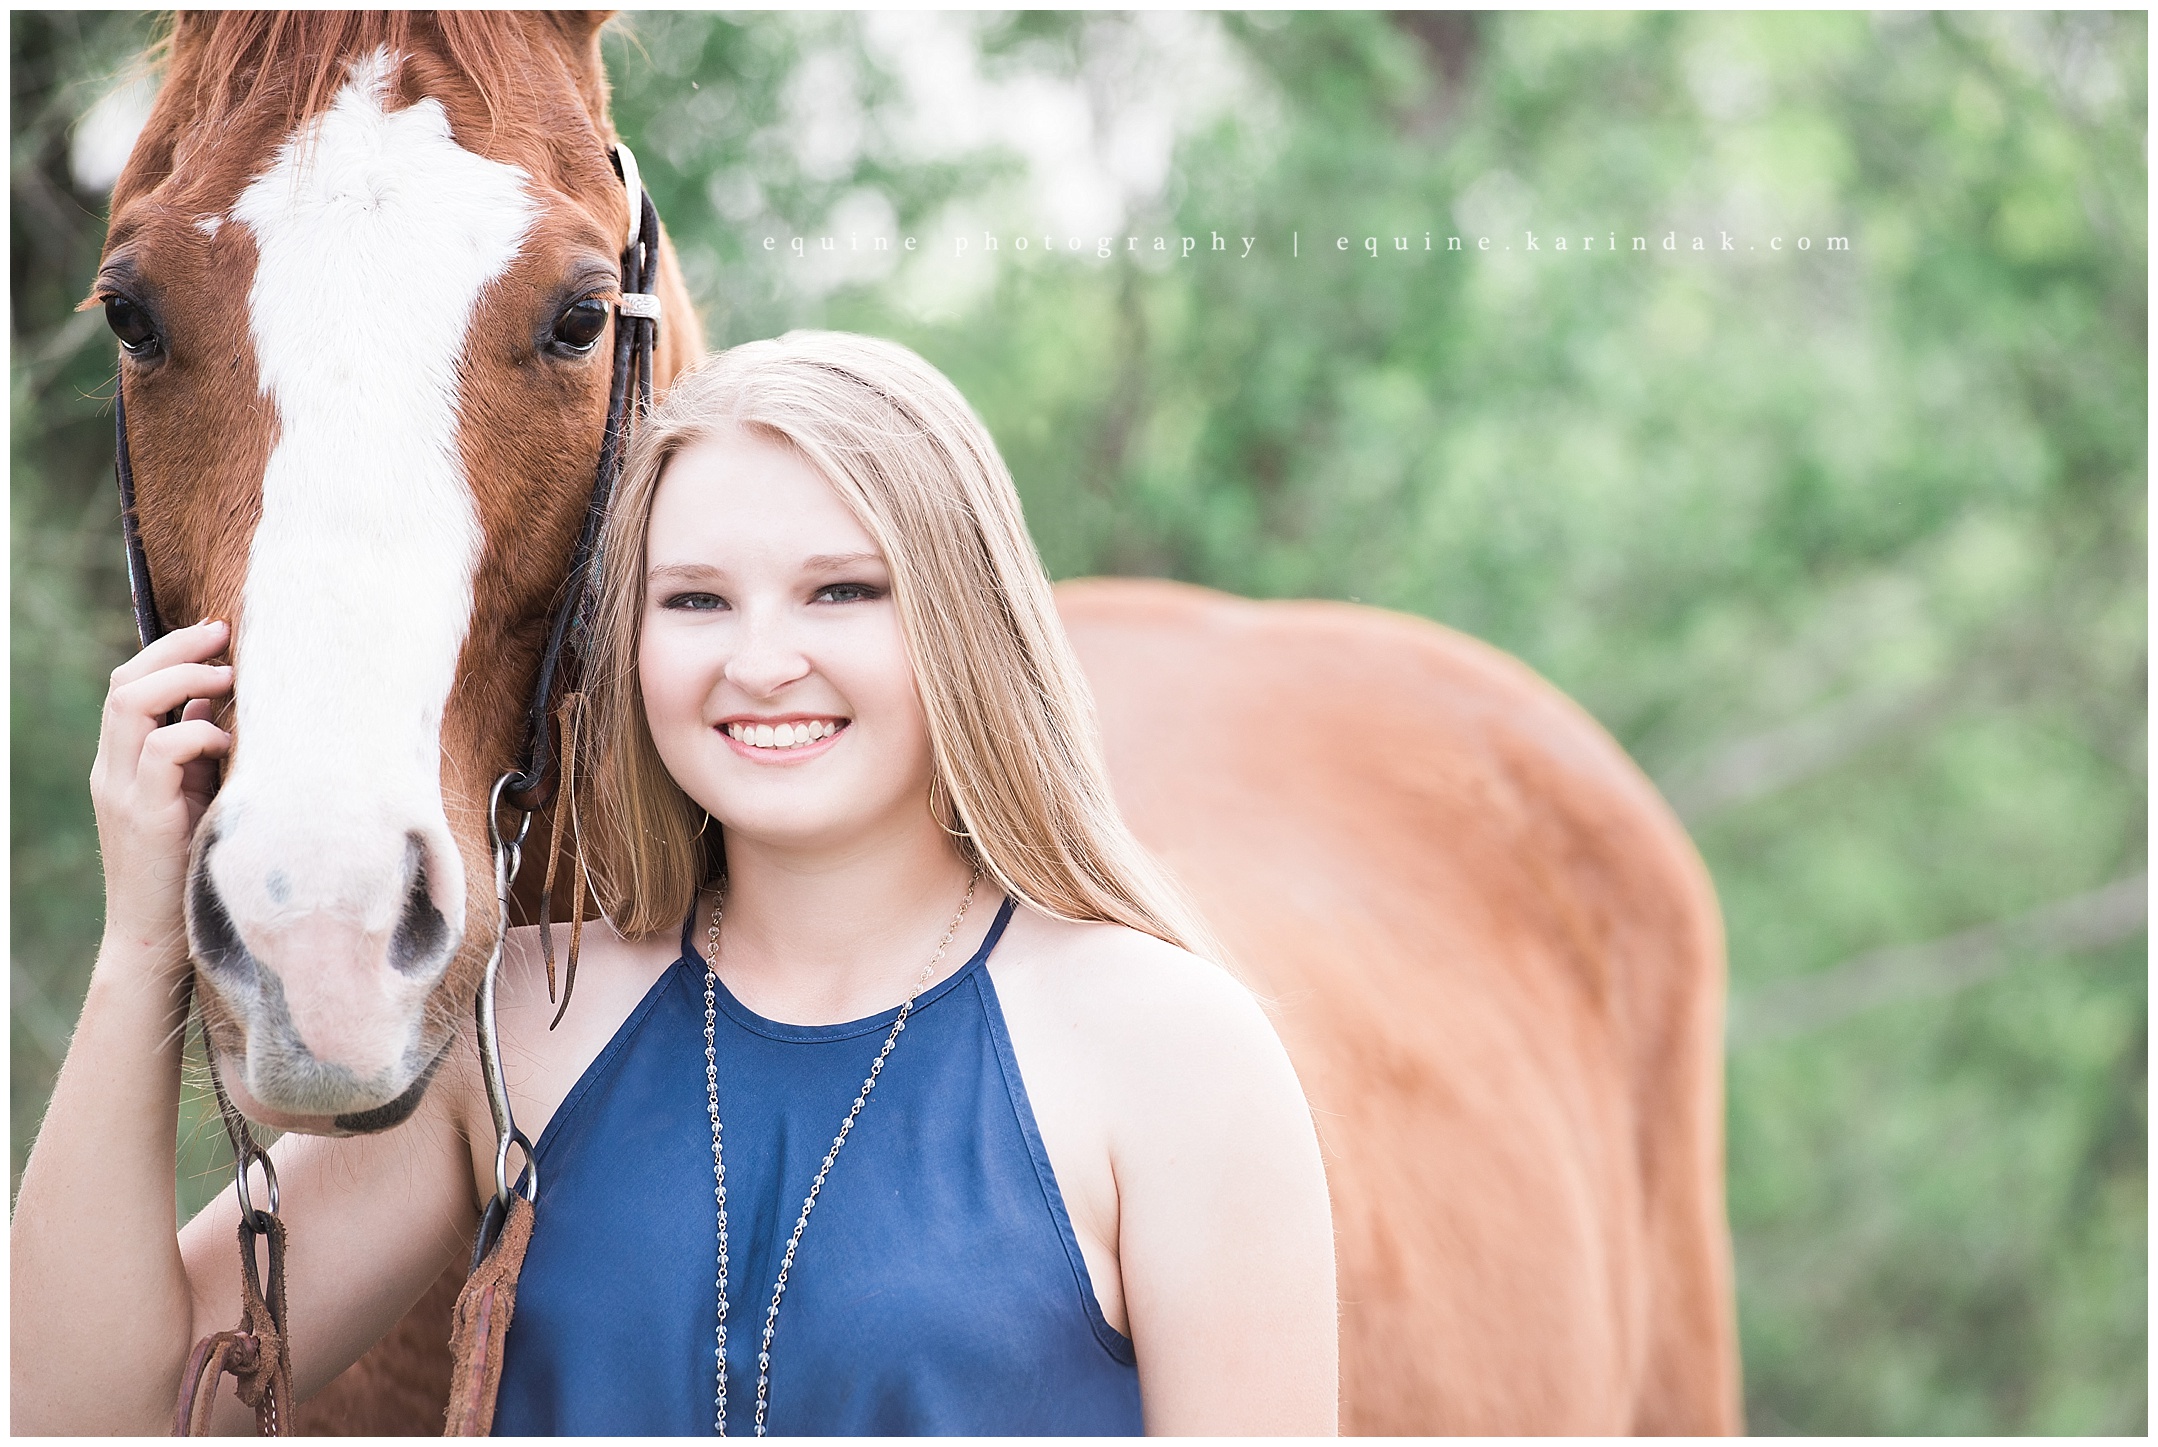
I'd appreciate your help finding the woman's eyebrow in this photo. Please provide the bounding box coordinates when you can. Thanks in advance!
[802,552,885,571]
[646,562,718,584]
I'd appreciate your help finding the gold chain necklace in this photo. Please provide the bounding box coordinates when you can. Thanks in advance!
[702,871,981,1436]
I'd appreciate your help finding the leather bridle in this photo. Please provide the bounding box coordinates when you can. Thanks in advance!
[120,141,662,1435]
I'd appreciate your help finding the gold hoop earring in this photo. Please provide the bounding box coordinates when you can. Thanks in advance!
[927,776,971,840]
[693,808,712,841]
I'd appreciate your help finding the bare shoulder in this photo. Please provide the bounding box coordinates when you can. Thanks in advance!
[992,909,1303,1110]
[998,908,1264,1022]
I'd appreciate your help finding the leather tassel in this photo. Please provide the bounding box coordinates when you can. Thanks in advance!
[541,693,588,1031]
[175,1214,294,1436]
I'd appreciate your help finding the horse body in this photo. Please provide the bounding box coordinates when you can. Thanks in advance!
[1059,580,1737,1432]
[98,13,1737,1434]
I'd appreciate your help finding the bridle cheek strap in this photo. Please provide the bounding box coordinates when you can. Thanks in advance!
[500,141,659,813]
[511,140,660,1025]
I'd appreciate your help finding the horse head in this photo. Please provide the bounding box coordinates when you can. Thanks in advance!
[94,12,699,1133]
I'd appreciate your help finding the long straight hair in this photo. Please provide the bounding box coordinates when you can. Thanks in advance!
[579,330,1220,959]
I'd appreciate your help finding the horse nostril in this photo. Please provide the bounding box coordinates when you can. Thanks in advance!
[388,833,450,975]
[189,832,257,984]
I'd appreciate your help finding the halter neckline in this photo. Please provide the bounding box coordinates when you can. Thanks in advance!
[675,896,1020,1045]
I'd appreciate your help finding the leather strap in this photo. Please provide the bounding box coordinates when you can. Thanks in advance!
[539,692,592,1030]
[442,1193,536,1436]
[175,1214,294,1435]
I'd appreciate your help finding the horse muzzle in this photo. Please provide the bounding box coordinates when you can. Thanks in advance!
[186,795,470,1125]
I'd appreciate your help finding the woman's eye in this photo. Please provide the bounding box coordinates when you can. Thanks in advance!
[813,582,883,604]
[103,295,160,356]
[662,591,726,611]
[550,297,610,354]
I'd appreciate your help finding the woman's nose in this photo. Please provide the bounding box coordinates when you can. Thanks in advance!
[722,613,812,697]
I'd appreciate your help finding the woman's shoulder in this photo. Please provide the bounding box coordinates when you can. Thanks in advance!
[992,907,1290,1093]
[993,905,1323,1256]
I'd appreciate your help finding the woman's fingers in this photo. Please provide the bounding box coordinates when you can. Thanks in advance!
[87,629,235,944]
[174,703,229,818]
[89,623,235,953]
[95,712,234,948]
[106,617,227,690]
[139,718,233,804]
[109,662,233,724]
[96,661,233,797]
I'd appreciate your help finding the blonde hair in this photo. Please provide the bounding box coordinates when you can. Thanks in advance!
[580,330,1219,959]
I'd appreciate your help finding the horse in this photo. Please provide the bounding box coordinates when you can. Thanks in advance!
[93,12,1738,1434]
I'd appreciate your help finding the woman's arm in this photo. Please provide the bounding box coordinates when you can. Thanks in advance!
[1103,940,1340,1435]
[10,622,476,1432]
[12,622,236,1431]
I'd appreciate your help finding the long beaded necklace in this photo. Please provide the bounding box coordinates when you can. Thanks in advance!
[702,871,981,1436]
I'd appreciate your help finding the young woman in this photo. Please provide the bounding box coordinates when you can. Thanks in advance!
[13,331,1337,1435]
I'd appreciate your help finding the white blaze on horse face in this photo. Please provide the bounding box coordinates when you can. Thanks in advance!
[211,49,534,1089]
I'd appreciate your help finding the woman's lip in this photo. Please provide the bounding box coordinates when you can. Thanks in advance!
[717,722,846,763]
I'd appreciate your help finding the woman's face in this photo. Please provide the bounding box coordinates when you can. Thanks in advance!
[638,425,931,855]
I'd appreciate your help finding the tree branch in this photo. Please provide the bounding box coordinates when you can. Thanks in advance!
[1656,680,1955,825]
[1727,871,2148,1049]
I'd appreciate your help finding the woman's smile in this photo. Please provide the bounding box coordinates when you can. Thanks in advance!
[720,715,851,757]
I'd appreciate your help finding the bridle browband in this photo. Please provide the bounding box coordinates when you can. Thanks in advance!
[121,138,663,1435]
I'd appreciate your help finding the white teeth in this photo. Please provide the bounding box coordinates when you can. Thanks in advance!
[730,720,844,750]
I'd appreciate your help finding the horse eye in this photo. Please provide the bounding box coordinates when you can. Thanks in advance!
[103,295,160,355]
[550,297,610,354]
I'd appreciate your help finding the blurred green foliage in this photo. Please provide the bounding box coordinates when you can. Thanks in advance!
[11,11,2144,1433]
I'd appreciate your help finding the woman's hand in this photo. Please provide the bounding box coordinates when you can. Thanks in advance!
[88,619,234,959]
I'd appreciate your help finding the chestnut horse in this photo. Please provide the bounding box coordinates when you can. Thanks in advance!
[93,12,1738,1434]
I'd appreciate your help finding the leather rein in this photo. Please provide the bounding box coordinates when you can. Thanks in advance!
[119,143,662,1435]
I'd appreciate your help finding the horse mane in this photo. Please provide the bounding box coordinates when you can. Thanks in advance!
[160,11,566,137]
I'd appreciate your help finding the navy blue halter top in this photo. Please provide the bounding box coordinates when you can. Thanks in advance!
[494,898,1144,1435]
